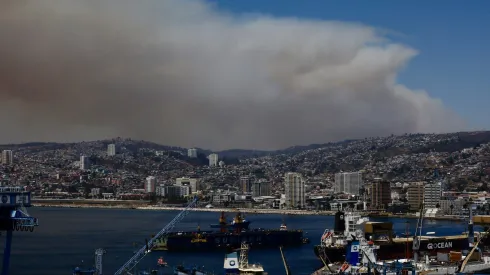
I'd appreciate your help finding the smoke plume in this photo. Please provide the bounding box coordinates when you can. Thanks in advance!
[0,0,465,150]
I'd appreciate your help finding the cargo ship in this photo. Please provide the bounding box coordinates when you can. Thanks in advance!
[153,212,308,251]
[313,210,490,264]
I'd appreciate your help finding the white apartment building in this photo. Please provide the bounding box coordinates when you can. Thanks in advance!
[187,148,197,158]
[334,172,363,195]
[424,182,442,208]
[1,150,13,165]
[107,144,117,156]
[80,155,90,170]
[145,176,157,193]
[176,177,199,193]
[284,172,305,209]
[208,153,219,167]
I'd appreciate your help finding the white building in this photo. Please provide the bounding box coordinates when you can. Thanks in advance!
[176,177,199,193]
[107,144,117,156]
[208,153,219,167]
[145,176,157,193]
[284,172,305,209]
[80,155,90,170]
[156,184,166,197]
[187,148,197,158]
[1,150,13,165]
[424,182,442,208]
[334,172,363,195]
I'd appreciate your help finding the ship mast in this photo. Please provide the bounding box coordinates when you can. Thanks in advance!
[239,242,249,269]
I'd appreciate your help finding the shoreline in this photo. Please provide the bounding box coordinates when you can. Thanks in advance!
[32,202,465,221]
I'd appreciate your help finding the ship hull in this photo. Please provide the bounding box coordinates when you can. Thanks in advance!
[314,235,490,263]
[155,230,305,251]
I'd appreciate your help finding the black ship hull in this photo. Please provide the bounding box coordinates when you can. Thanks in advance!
[314,236,490,263]
[155,229,306,251]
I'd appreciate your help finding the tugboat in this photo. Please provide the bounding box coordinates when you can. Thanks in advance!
[154,212,307,251]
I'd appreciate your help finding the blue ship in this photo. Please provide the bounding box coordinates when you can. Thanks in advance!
[153,212,308,252]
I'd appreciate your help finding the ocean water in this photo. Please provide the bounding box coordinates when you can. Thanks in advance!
[0,208,480,275]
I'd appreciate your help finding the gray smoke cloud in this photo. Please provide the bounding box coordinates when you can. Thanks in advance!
[0,0,465,150]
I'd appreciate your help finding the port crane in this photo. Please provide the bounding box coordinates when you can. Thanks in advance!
[0,186,39,275]
[113,196,199,275]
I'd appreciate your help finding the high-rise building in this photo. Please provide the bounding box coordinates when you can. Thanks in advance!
[284,172,305,209]
[334,172,363,195]
[370,178,391,209]
[165,185,190,198]
[107,144,117,156]
[187,148,197,158]
[208,153,218,167]
[424,182,442,208]
[407,182,424,211]
[240,176,252,193]
[176,177,199,193]
[145,176,156,193]
[1,150,13,165]
[80,155,90,170]
[252,180,271,197]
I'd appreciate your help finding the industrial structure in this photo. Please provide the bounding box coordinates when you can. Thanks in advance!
[0,186,39,275]
[112,196,199,274]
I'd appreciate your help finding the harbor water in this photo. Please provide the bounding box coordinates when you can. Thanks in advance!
[0,207,483,275]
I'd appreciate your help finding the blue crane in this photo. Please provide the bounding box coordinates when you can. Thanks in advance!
[0,186,39,275]
[113,196,199,275]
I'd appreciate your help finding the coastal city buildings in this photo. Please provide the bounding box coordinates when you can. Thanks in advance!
[1,150,13,165]
[284,172,305,209]
[424,182,442,208]
[187,148,197,158]
[240,176,252,193]
[145,176,156,193]
[369,178,391,209]
[3,132,490,216]
[107,144,117,156]
[176,177,199,193]
[407,182,424,211]
[334,171,363,195]
[252,180,271,197]
[79,155,90,170]
[208,153,218,167]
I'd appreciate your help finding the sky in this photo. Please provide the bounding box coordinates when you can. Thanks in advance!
[210,0,490,128]
[0,0,488,150]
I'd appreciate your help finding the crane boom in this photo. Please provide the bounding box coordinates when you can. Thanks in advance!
[114,197,199,275]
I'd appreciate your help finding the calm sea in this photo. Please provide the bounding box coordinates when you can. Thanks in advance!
[0,208,480,275]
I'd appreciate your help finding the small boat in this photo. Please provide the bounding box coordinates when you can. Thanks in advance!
[157,257,168,267]
[280,223,288,231]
